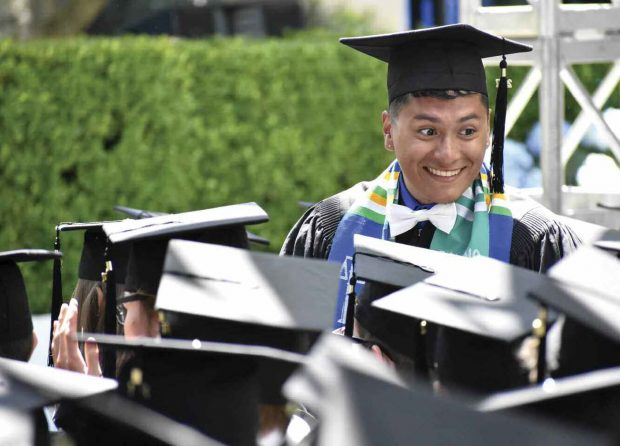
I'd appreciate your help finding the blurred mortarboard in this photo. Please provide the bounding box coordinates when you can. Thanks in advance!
[99,203,268,377]
[103,203,268,299]
[155,239,339,351]
[353,234,467,287]
[527,246,620,376]
[282,332,405,415]
[76,333,303,445]
[0,356,116,410]
[0,356,219,446]
[350,235,470,369]
[372,255,548,343]
[476,366,620,442]
[316,366,609,446]
[371,255,551,389]
[0,250,61,346]
[341,24,532,192]
[528,246,620,345]
[113,203,271,246]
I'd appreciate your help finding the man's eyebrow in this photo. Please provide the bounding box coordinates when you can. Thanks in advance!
[458,113,483,122]
[412,114,439,122]
[412,113,483,122]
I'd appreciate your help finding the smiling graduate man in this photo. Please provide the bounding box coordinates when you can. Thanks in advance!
[281,24,582,331]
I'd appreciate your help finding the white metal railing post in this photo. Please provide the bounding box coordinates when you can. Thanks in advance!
[538,0,563,212]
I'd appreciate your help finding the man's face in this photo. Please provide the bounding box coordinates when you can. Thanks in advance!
[382,94,490,204]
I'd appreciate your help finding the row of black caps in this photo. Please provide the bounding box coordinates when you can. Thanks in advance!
[1,200,620,445]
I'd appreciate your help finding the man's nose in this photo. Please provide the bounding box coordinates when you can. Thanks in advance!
[435,135,459,163]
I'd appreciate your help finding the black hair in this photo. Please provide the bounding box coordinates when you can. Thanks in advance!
[388,89,489,122]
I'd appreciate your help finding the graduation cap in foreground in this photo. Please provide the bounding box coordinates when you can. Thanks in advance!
[347,235,471,367]
[372,255,552,391]
[98,203,268,376]
[316,366,609,446]
[341,24,532,192]
[77,333,303,445]
[0,357,219,446]
[0,250,61,363]
[282,332,406,415]
[114,204,271,246]
[155,239,340,352]
[373,254,549,343]
[476,366,620,442]
[527,246,620,376]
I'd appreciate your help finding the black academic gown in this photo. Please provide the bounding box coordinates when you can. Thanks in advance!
[280,181,582,394]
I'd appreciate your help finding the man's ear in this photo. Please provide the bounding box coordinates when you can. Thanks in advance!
[382,111,394,152]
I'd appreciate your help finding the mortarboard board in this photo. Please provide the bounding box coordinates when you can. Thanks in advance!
[348,235,471,374]
[76,333,303,445]
[0,250,61,352]
[527,246,620,377]
[0,356,220,446]
[0,356,116,410]
[113,203,271,246]
[476,366,620,442]
[316,366,609,446]
[373,254,548,344]
[341,24,533,192]
[282,332,406,415]
[155,239,339,349]
[529,246,620,343]
[372,255,552,391]
[98,203,268,377]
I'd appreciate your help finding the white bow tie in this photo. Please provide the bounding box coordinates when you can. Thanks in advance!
[387,202,457,237]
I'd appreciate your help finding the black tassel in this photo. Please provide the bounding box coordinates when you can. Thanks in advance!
[48,227,63,367]
[102,242,117,378]
[344,273,357,338]
[491,55,508,194]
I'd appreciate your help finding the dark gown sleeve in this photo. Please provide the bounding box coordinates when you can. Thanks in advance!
[279,182,369,259]
[509,204,582,272]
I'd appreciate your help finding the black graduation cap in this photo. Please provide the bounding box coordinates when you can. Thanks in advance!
[373,254,548,343]
[348,235,470,373]
[0,356,220,446]
[0,250,61,347]
[476,366,620,443]
[76,333,303,445]
[316,366,609,446]
[282,332,406,415]
[372,255,552,392]
[155,239,340,352]
[0,356,116,410]
[529,246,620,344]
[527,246,620,377]
[114,204,271,247]
[48,221,131,371]
[99,203,268,377]
[340,23,533,192]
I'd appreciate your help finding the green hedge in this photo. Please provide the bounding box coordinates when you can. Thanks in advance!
[0,34,616,313]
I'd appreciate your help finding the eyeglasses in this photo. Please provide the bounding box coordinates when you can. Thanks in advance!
[116,303,127,326]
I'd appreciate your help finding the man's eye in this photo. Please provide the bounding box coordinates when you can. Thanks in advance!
[461,128,476,136]
[419,128,436,136]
